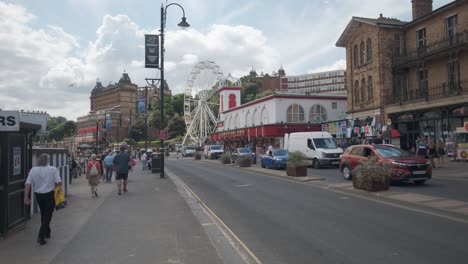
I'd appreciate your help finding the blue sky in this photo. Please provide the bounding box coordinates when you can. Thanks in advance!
[0,0,452,120]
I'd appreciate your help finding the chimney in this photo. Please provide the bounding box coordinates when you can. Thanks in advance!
[412,0,433,20]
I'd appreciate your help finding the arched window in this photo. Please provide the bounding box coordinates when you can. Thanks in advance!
[309,104,327,123]
[368,76,374,101]
[287,104,305,122]
[353,45,358,67]
[253,109,260,125]
[261,108,269,124]
[360,41,365,65]
[246,111,252,127]
[366,38,372,62]
[361,78,366,102]
[228,94,236,109]
[354,80,360,103]
[234,114,240,128]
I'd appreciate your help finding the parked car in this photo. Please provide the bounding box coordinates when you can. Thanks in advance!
[339,144,432,184]
[231,148,256,164]
[203,145,224,159]
[261,149,288,169]
[181,146,196,157]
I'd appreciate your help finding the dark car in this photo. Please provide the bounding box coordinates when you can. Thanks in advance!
[339,144,432,184]
[231,148,256,164]
[261,149,288,169]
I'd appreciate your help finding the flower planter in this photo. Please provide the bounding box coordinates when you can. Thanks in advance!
[286,165,307,177]
[353,176,390,192]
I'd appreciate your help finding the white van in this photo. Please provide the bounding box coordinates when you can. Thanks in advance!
[204,145,224,159]
[181,146,196,157]
[284,132,343,169]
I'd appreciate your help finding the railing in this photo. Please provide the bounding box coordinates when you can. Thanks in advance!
[387,80,467,105]
[393,31,468,67]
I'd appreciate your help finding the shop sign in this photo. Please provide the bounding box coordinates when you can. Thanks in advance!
[0,110,20,131]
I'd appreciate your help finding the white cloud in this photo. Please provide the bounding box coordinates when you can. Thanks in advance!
[308,59,346,73]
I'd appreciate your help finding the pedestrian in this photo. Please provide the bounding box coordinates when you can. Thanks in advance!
[103,150,114,182]
[141,151,147,171]
[70,156,78,184]
[427,138,436,168]
[437,137,446,167]
[416,137,427,157]
[176,150,181,159]
[86,154,101,197]
[113,146,131,195]
[24,153,62,245]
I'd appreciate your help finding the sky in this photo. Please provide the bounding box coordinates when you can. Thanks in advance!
[0,0,453,121]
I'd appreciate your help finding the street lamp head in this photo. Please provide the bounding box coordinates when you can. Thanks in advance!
[178,17,190,28]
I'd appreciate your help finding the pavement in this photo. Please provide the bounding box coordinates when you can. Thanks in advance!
[0,163,223,264]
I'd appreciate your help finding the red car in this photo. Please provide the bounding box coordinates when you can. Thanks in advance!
[339,144,432,185]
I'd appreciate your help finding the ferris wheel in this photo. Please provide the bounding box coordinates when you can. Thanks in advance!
[183,61,224,146]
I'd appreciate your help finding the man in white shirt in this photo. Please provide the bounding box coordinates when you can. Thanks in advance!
[141,152,147,171]
[24,153,62,245]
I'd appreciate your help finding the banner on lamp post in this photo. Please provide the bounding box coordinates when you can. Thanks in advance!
[138,98,145,113]
[145,34,159,68]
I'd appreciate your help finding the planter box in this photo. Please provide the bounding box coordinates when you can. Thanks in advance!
[286,165,307,177]
[353,177,389,192]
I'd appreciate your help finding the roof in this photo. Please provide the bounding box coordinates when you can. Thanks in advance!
[336,15,407,47]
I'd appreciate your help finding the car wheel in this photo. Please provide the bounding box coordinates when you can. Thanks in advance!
[313,159,321,169]
[342,165,352,180]
[261,161,265,168]
[272,161,277,170]
[413,180,426,185]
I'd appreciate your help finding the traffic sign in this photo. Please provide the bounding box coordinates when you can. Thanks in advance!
[156,130,168,140]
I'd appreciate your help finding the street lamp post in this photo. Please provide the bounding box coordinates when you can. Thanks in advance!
[144,86,148,153]
[159,3,190,178]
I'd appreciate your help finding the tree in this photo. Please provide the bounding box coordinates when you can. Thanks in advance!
[128,117,146,142]
[240,72,262,104]
[46,116,76,141]
[167,113,186,139]
[172,93,185,115]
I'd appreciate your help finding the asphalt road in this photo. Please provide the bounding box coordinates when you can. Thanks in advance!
[250,161,468,202]
[167,159,468,264]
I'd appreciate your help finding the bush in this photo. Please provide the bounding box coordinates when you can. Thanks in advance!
[352,157,392,191]
[220,154,230,164]
[193,151,202,160]
[287,151,306,167]
[237,155,252,167]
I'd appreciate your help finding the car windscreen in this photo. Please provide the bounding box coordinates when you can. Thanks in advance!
[374,146,410,157]
[211,145,222,150]
[313,138,338,149]
[273,149,288,156]
[238,148,250,153]
[185,147,195,150]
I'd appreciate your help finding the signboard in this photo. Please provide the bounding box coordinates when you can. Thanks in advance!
[138,98,146,113]
[13,147,21,175]
[145,34,159,68]
[156,130,168,140]
[0,110,20,131]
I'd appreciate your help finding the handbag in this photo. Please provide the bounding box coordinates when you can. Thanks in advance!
[54,186,67,210]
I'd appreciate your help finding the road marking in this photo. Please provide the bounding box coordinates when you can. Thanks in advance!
[235,184,252,187]
[167,169,262,264]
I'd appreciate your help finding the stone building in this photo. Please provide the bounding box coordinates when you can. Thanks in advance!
[336,0,468,150]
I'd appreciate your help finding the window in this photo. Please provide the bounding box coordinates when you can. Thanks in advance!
[446,15,458,44]
[353,45,358,67]
[367,76,373,101]
[360,41,365,65]
[447,60,459,93]
[416,28,426,48]
[354,80,360,103]
[360,78,366,103]
[350,147,364,156]
[287,104,304,122]
[366,38,372,62]
[418,69,428,98]
[332,102,337,109]
[394,34,401,56]
[309,104,327,123]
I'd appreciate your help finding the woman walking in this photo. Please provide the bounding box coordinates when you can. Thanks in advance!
[437,137,446,167]
[427,138,437,168]
[86,154,101,197]
[24,154,62,245]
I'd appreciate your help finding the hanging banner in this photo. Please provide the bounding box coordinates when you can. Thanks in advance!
[13,147,21,175]
[145,34,159,68]
[138,98,146,113]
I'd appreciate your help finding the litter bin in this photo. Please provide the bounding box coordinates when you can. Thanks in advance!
[151,153,161,173]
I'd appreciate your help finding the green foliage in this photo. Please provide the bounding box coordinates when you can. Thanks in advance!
[240,73,262,104]
[237,155,252,167]
[172,93,185,115]
[128,117,146,142]
[287,151,306,167]
[220,154,230,164]
[167,114,186,139]
[255,90,274,100]
[46,116,75,141]
[123,138,136,146]
[353,157,392,184]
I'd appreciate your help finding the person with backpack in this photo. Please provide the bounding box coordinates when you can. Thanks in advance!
[113,146,131,195]
[86,154,101,197]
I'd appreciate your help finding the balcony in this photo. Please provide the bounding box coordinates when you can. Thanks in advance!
[387,80,468,105]
[393,31,468,68]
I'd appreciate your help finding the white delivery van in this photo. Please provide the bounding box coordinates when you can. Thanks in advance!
[284,132,343,169]
[203,145,224,159]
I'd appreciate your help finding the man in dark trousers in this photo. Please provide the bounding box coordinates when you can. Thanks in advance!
[24,154,62,245]
[113,146,131,195]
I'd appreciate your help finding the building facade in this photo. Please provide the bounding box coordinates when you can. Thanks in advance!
[336,0,468,151]
[284,70,347,96]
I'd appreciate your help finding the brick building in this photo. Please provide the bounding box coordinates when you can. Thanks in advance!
[336,0,468,150]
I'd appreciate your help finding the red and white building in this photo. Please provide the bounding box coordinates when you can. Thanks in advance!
[210,78,348,150]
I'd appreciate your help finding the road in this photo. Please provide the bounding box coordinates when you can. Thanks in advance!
[167,159,468,264]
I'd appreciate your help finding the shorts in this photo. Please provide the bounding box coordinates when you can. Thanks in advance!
[115,173,128,180]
